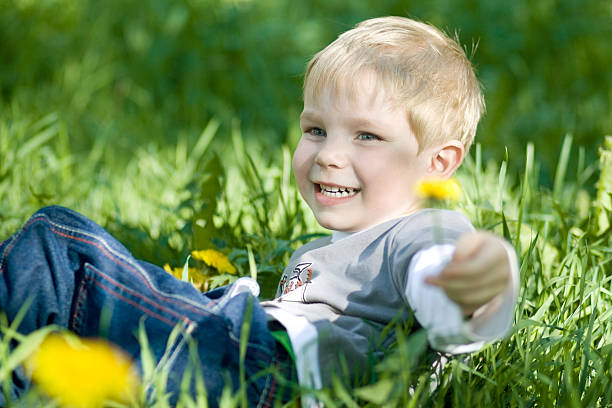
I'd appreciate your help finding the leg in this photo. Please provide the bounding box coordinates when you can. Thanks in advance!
[0,206,284,405]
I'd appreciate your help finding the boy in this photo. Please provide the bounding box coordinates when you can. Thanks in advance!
[0,16,517,407]
[262,15,517,394]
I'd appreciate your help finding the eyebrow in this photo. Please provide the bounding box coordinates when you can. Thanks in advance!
[299,110,320,122]
[349,118,379,129]
[300,111,381,130]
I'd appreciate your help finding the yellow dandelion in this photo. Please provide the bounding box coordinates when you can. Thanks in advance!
[164,263,211,292]
[191,249,237,275]
[416,178,462,201]
[163,263,178,277]
[27,334,139,408]
[163,263,199,281]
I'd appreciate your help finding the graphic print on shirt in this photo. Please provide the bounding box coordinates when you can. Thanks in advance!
[279,262,313,300]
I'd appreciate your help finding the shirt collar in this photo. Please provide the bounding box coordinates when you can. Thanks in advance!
[330,211,423,243]
[331,230,354,243]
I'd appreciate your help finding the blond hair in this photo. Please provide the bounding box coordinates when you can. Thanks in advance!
[304,16,485,151]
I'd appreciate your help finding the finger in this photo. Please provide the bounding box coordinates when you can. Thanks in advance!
[425,263,509,291]
[441,247,508,280]
[435,264,510,291]
[424,275,443,286]
[446,281,507,303]
[449,231,507,270]
[451,232,490,262]
[442,280,508,309]
[434,266,509,295]
[427,277,507,316]
[460,304,480,316]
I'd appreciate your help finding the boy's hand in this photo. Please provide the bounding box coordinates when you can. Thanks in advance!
[425,231,511,316]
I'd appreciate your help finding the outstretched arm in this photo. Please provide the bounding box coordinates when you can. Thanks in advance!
[425,231,515,316]
[404,231,519,353]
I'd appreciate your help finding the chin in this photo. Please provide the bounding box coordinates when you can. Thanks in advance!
[314,215,347,231]
[315,217,361,232]
[316,220,340,231]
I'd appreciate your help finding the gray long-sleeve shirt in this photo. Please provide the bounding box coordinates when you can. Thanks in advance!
[261,209,478,385]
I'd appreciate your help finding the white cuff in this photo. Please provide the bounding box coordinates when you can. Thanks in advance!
[405,241,519,354]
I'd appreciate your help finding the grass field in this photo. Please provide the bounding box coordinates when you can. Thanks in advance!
[0,107,610,406]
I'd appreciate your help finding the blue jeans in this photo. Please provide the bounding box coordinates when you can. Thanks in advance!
[0,206,293,407]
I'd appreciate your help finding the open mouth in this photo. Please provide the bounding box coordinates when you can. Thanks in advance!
[317,183,360,198]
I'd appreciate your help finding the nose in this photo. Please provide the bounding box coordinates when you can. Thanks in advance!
[314,137,347,169]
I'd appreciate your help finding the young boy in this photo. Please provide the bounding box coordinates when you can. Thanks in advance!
[0,16,517,407]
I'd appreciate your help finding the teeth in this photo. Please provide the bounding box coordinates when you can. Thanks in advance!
[319,184,358,198]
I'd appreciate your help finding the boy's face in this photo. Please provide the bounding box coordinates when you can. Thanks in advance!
[294,74,432,232]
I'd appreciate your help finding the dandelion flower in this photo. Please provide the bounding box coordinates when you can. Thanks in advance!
[416,178,462,201]
[27,334,139,408]
[164,263,199,280]
[164,263,179,277]
[164,263,211,291]
[191,249,237,275]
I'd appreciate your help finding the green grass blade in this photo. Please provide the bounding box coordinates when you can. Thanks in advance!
[553,134,573,199]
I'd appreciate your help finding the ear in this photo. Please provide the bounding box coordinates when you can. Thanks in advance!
[425,140,465,178]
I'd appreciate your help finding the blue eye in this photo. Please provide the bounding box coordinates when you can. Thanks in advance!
[357,133,380,141]
[308,128,326,137]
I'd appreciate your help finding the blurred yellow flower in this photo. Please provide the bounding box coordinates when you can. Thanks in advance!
[164,263,211,292]
[191,249,237,275]
[27,334,139,408]
[164,263,178,277]
[416,178,462,201]
[164,263,198,280]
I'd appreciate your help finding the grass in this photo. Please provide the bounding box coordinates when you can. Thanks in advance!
[0,107,611,407]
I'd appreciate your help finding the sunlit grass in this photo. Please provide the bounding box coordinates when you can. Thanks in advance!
[0,109,610,406]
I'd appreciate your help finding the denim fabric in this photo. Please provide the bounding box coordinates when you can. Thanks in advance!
[0,206,293,407]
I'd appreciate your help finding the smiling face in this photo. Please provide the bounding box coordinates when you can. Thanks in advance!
[293,75,433,232]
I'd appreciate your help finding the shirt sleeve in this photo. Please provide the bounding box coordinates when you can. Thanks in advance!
[404,241,519,354]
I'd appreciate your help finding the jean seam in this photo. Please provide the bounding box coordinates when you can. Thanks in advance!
[0,216,38,274]
[256,373,275,408]
[84,263,198,326]
[85,264,190,328]
[256,344,289,408]
[69,270,92,334]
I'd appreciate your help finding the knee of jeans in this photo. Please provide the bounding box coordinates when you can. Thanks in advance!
[33,206,91,229]
[34,205,78,220]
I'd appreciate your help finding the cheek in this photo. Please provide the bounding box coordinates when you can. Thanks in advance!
[292,141,314,187]
[356,150,404,180]
[357,151,422,193]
